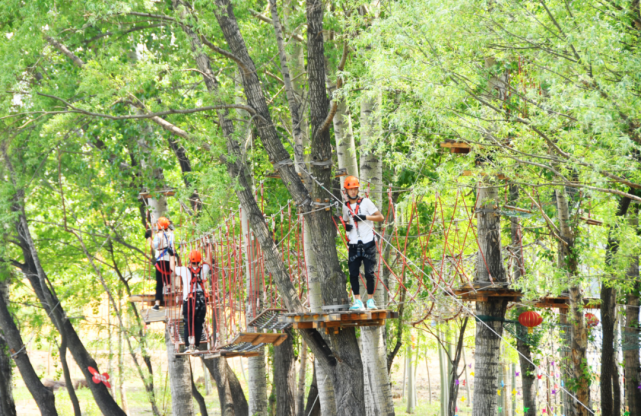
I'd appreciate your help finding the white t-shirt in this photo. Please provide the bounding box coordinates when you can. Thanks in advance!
[152,231,175,262]
[341,197,379,245]
[175,265,211,301]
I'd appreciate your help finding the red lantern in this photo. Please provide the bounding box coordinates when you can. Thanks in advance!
[585,313,599,328]
[519,311,543,334]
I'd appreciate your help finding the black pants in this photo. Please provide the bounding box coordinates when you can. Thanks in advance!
[183,293,207,347]
[155,260,171,303]
[348,241,377,296]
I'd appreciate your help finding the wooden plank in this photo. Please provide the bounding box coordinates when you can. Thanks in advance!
[440,142,470,149]
[273,334,288,347]
[291,322,314,329]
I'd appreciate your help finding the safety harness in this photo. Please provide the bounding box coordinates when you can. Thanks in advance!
[155,231,173,276]
[340,197,363,238]
[187,266,209,299]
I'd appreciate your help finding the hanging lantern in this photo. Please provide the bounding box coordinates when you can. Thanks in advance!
[518,311,543,334]
[585,313,599,328]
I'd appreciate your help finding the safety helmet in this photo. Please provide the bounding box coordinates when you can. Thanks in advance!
[189,250,202,264]
[157,217,170,230]
[344,176,360,189]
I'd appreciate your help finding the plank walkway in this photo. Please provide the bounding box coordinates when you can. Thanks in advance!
[279,309,398,334]
[452,283,601,309]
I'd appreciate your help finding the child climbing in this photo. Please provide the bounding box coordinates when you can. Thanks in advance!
[175,249,211,353]
[341,176,385,311]
[148,216,175,311]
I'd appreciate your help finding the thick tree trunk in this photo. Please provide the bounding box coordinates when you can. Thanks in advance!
[274,328,296,416]
[315,360,337,416]
[472,184,508,416]
[0,271,57,416]
[555,187,590,416]
[241,207,269,416]
[304,361,321,416]
[296,343,308,416]
[0,280,16,416]
[165,329,194,416]
[361,326,395,416]
[359,92,383,207]
[601,195,631,416]
[625,209,641,415]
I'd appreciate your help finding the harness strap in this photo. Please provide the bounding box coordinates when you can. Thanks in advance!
[188,266,209,298]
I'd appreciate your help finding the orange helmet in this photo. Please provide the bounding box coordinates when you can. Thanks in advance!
[344,176,360,189]
[189,250,202,264]
[157,217,170,230]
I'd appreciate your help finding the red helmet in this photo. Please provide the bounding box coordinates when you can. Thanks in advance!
[189,250,202,264]
[157,217,170,230]
[344,176,360,189]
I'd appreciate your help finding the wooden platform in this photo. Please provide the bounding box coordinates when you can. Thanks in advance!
[452,284,602,309]
[279,310,398,334]
[141,307,180,324]
[440,141,471,154]
[227,332,288,347]
[129,293,181,307]
[452,283,523,302]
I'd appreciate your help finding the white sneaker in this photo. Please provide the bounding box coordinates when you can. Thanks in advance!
[350,300,364,311]
[366,299,378,310]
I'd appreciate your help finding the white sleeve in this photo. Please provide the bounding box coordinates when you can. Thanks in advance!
[364,199,379,216]
[342,204,349,220]
[152,234,161,250]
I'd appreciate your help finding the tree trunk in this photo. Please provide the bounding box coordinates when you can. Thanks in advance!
[359,92,383,207]
[315,359,337,416]
[304,361,321,416]
[509,185,536,416]
[190,362,209,416]
[0,271,57,416]
[241,206,269,416]
[554,187,590,416]
[0,280,16,416]
[447,318,468,416]
[625,208,641,415]
[202,358,248,416]
[165,329,194,416]
[59,338,82,416]
[11,208,126,416]
[361,325,395,416]
[118,300,129,414]
[274,328,296,416]
[296,343,308,416]
[405,346,415,414]
[601,195,631,416]
[472,184,508,416]
[335,100,358,187]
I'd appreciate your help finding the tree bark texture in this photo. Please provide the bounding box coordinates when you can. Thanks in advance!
[601,195,631,416]
[165,329,194,416]
[335,100,358,187]
[304,361,321,416]
[359,92,383,209]
[274,328,296,416]
[59,338,82,416]
[190,362,209,416]
[0,279,16,416]
[361,326,395,416]
[315,359,337,416]
[0,271,57,416]
[296,343,308,416]
[554,187,590,416]
[625,208,641,415]
[447,318,468,416]
[509,185,536,416]
[472,184,508,416]
[202,357,248,416]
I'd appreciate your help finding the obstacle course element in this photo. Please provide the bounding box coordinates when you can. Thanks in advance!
[279,310,398,335]
[440,141,471,154]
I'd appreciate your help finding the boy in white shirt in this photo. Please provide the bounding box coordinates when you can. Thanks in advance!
[341,176,385,310]
[148,217,175,311]
[174,249,211,353]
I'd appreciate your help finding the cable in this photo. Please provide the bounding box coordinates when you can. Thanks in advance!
[299,164,596,414]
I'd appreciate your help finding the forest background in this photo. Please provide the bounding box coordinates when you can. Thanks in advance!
[1,0,641,416]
